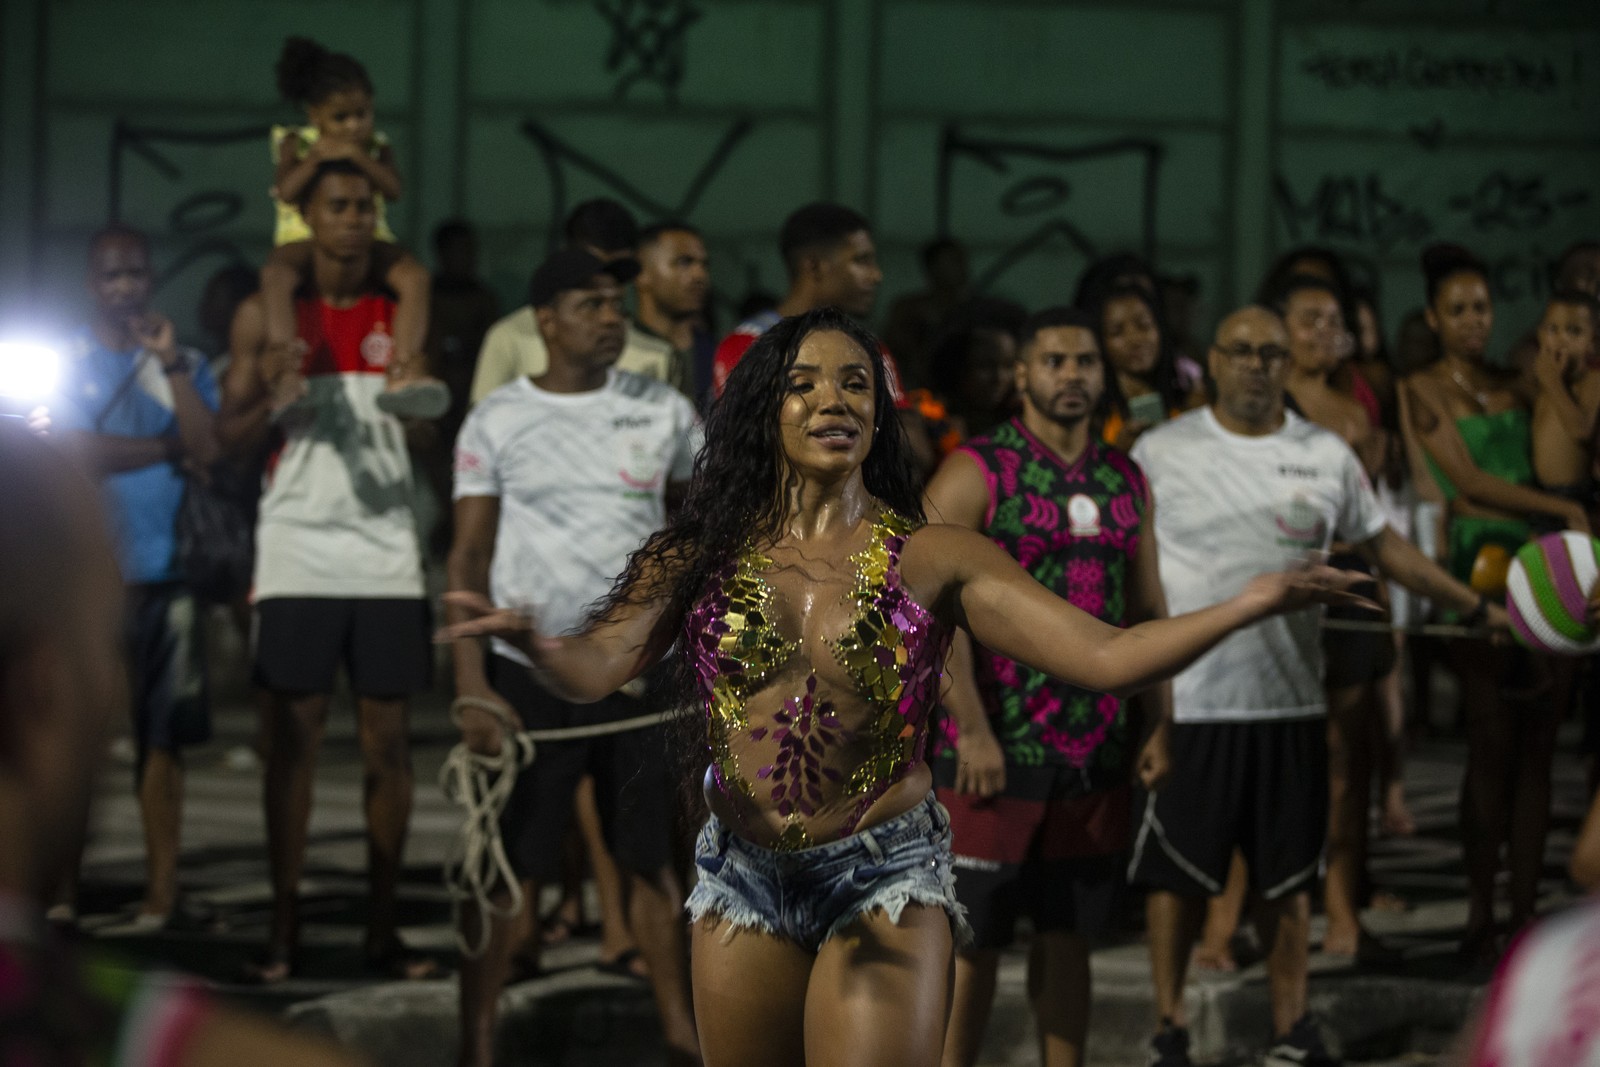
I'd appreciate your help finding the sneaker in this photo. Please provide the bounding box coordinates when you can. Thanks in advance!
[375,378,450,420]
[1149,1020,1194,1067]
[1262,1014,1340,1067]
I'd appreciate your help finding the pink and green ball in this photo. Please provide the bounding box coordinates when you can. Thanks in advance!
[1506,531,1600,656]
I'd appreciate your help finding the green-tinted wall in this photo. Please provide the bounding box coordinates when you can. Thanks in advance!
[1,0,1596,350]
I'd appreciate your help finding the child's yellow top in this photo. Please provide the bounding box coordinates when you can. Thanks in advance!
[271,124,396,245]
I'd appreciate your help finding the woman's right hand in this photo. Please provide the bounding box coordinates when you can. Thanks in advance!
[438,592,543,662]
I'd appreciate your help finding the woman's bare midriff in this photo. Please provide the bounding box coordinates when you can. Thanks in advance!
[703,760,933,848]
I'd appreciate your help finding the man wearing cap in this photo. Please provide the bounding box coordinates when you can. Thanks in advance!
[447,248,703,1067]
[468,198,685,404]
[219,159,437,983]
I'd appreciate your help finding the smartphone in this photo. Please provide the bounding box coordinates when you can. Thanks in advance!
[1127,391,1166,425]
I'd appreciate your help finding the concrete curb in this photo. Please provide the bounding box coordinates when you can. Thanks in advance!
[287,969,665,1067]
[285,954,1480,1066]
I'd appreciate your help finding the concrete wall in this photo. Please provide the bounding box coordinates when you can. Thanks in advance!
[0,0,1595,351]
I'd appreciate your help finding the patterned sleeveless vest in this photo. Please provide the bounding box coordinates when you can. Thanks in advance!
[942,418,1149,791]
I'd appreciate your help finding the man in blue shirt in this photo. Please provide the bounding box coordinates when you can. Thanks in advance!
[54,225,220,927]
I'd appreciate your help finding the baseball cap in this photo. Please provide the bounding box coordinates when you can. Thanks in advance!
[527,249,641,308]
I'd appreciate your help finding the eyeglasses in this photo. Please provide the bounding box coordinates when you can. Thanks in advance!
[1212,342,1290,367]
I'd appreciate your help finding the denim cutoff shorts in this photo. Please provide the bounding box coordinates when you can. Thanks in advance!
[685,793,971,950]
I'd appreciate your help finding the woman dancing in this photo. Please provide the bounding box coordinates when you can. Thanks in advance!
[442,307,1369,1066]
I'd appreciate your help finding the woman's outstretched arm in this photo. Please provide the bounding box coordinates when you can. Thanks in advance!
[904,524,1374,699]
[439,559,681,704]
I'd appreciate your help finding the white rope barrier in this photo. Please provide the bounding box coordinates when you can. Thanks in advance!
[438,695,686,957]
[1320,619,1495,639]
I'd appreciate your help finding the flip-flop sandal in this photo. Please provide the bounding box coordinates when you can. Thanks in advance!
[241,947,296,985]
[1367,890,1410,914]
[1191,945,1238,972]
[375,379,449,420]
[540,913,599,946]
[363,942,443,981]
[155,896,227,935]
[595,948,648,982]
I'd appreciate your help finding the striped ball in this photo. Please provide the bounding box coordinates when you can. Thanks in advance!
[1506,531,1600,655]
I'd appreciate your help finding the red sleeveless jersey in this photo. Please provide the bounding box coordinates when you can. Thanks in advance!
[295,293,396,378]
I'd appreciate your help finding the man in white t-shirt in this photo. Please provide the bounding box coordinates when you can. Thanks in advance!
[447,248,703,1067]
[1127,305,1502,1067]
[220,161,436,984]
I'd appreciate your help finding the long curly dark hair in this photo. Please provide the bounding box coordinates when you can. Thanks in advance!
[591,307,923,806]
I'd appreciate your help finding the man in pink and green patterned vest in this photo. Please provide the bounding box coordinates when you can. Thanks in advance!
[924,306,1173,1067]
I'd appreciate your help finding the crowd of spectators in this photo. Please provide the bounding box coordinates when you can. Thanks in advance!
[6,30,1600,1067]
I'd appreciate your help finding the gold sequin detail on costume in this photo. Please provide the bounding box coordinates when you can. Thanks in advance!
[772,823,813,851]
[696,547,798,802]
[687,509,949,850]
[833,511,920,795]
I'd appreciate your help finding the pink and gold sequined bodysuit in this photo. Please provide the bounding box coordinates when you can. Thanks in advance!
[686,510,951,851]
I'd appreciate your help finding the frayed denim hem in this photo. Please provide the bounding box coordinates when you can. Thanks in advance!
[823,882,973,949]
[685,885,781,942]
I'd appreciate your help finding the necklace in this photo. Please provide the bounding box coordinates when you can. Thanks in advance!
[1447,366,1493,411]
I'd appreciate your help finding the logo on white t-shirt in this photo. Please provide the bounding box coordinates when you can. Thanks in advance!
[1274,494,1327,548]
[1067,494,1102,537]
[619,438,665,493]
[361,323,394,369]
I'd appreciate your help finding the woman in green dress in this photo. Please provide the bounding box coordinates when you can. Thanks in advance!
[1402,243,1588,960]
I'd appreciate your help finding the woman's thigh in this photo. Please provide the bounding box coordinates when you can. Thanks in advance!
[803,904,955,1067]
[692,916,814,1067]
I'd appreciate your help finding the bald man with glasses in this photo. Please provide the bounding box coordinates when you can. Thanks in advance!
[1126,306,1502,1067]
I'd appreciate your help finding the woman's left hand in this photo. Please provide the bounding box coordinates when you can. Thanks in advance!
[1239,562,1381,618]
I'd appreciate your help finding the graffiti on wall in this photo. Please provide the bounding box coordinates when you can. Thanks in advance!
[935,125,1165,293]
[1273,166,1593,301]
[595,0,703,101]
[1298,46,1581,102]
[518,116,753,246]
[107,120,264,292]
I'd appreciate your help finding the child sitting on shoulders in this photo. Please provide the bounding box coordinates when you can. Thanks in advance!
[262,35,446,419]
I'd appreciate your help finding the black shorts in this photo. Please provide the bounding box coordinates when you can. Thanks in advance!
[253,597,432,697]
[488,655,674,883]
[126,582,210,757]
[1323,554,1396,689]
[1322,626,1397,690]
[934,762,1131,950]
[1128,718,1327,901]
